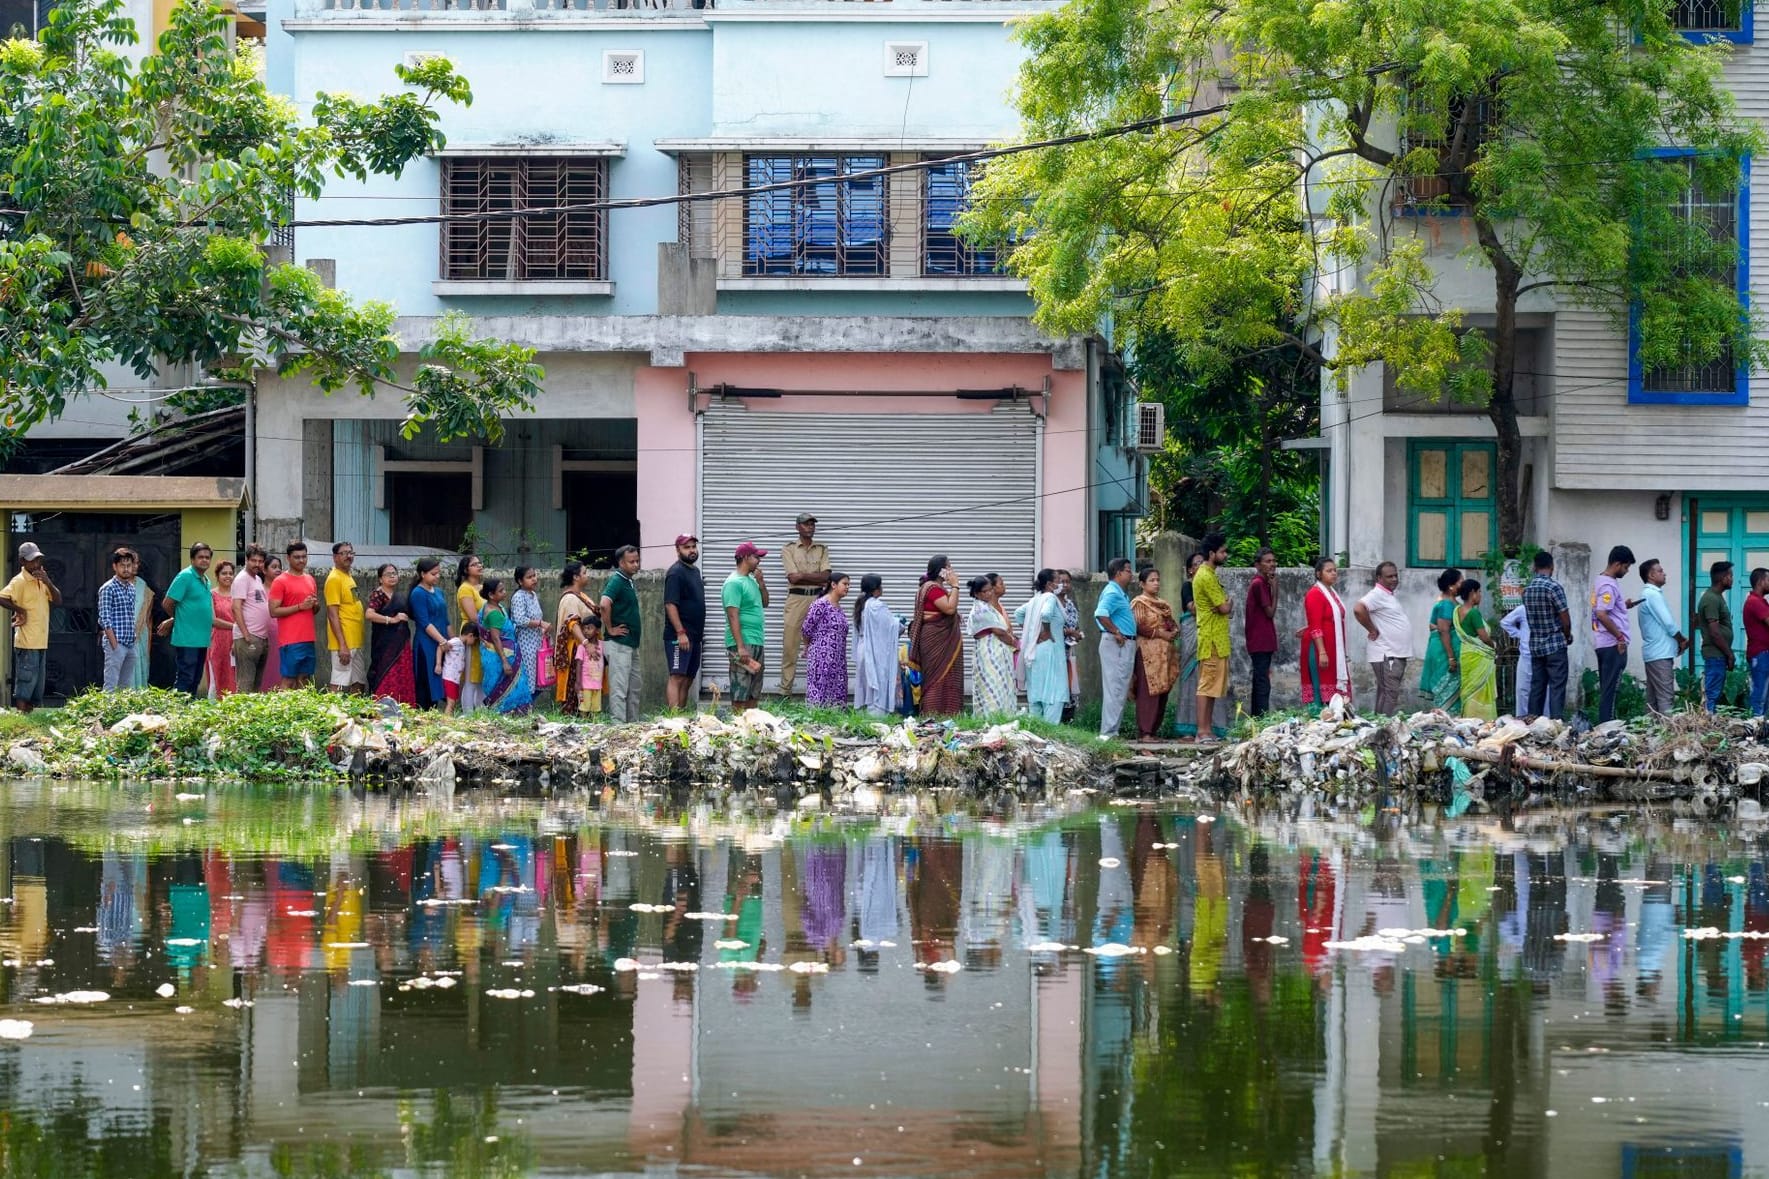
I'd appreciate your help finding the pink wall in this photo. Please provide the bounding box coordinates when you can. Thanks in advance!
[635,352,1089,572]
[634,366,698,567]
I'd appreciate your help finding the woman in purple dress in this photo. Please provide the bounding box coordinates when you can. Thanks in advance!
[800,572,852,707]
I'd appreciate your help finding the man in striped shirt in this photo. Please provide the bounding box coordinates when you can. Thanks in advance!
[98,547,140,691]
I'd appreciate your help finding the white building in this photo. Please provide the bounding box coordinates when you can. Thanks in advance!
[1314,8,1765,695]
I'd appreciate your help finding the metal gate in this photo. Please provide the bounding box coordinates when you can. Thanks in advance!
[9,516,179,700]
[696,402,1041,693]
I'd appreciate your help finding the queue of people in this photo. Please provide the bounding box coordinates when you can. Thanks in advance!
[33,518,1749,730]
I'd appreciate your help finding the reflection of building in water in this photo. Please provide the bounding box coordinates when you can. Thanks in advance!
[13,808,1769,1174]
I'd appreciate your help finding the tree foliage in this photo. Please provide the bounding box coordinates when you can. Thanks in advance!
[1134,328,1321,564]
[968,0,1765,551]
[0,0,541,441]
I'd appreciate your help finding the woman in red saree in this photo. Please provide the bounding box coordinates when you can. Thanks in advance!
[909,554,964,716]
[1300,556,1352,709]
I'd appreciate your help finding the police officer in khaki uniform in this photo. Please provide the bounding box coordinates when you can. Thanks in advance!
[778,512,829,694]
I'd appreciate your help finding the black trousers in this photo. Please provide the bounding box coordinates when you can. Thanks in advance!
[1250,651,1273,716]
[1595,645,1626,723]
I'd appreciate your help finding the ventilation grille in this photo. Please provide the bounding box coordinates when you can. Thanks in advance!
[602,50,644,84]
[883,41,928,77]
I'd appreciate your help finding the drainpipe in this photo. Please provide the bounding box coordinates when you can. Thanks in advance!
[244,376,257,542]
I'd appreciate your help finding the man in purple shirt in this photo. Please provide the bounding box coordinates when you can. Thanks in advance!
[1244,548,1279,716]
[1590,544,1635,723]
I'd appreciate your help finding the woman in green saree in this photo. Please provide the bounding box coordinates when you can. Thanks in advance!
[1419,567,1464,712]
[1455,578,1497,720]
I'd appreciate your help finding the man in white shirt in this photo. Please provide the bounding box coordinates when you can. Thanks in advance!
[1499,604,1531,718]
[1353,561,1413,715]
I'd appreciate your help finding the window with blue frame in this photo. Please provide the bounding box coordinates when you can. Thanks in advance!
[1671,0,1753,41]
[923,158,1001,275]
[1407,441,1497,567]
[1628,151,1750,405]
[743,155,888,277]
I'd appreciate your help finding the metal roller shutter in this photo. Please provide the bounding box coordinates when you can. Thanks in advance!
[698,402,1041,694]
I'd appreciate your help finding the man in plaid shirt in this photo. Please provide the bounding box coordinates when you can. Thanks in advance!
[98,547,140,690]
[1522,549,1573,719]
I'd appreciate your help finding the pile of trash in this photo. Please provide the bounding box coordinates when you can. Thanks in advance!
[366,709,1104,800]
[1211,697,1769,816]
[5,685,1111,797]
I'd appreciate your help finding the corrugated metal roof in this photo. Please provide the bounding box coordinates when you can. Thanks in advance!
[0,475,248,509]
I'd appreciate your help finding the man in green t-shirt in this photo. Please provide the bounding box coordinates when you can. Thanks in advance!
[1699,560,1735,713]
[161,542,216,697]
[599,544,644,723]
[722,542,771,710]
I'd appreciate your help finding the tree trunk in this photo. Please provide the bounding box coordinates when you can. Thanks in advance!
[1475,214,1527,553]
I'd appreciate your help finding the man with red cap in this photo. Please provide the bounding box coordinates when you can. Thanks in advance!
[722,541,771,711]
[663,534,704,710]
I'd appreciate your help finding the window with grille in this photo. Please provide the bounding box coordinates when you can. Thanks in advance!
[923,158,1001,276]
[1631,153,1747,403]
[1396,88,1496,208]
[1670,0,1748,35]
[440,157,606,282]
[743,155,887,277]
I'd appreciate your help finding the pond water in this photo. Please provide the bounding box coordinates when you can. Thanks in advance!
[0,785,1766,1177]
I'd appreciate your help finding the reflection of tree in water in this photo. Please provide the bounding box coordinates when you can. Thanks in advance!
[1100,972,1324,1177]
[399,1089,533,1179]
[0,1088,180,1177]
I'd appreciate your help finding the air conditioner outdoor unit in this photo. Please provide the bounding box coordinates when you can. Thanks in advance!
[1134,401,1165,452]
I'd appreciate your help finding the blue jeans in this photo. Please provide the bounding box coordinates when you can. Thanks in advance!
[1705,655,1731,713]
[1751,652,1769,716]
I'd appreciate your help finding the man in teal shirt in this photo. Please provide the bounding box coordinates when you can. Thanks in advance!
[1094,557,1137,737]
[722,542,771,710]
[160,542,215,696]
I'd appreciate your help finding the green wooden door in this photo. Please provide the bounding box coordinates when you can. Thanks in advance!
[1688,496,1769,655]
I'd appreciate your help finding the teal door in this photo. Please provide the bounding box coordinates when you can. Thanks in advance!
[1688,496,1769,657]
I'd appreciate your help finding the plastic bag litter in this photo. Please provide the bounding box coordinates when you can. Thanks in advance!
[1214,707,1769,813]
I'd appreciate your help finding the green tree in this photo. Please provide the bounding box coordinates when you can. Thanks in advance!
[969,0,1765,551]
[0,0,540,442]
[1133,325,1321,563]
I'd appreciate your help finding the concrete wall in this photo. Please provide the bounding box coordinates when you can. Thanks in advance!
[1147,532,1593,711]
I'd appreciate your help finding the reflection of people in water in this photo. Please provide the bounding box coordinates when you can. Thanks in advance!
[907,837,961,985]
[960,834,1013,971]
[1590,852,1629,1013]
[1298,849,1336,976]
[721,848,767,999]
[1130,812,1174,952]
[1636,859,1675,1001]
[1189,821,1228,998]
[1241,845,1274,1007]
[661,843,703,963]
[857,835,899,971]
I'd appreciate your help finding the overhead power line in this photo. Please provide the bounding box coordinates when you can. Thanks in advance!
[286,102,1236,229]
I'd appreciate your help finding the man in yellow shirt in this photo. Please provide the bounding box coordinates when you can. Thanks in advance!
[1189,531,1232,742]
[0,542,59,712]
[324,541,367,693]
